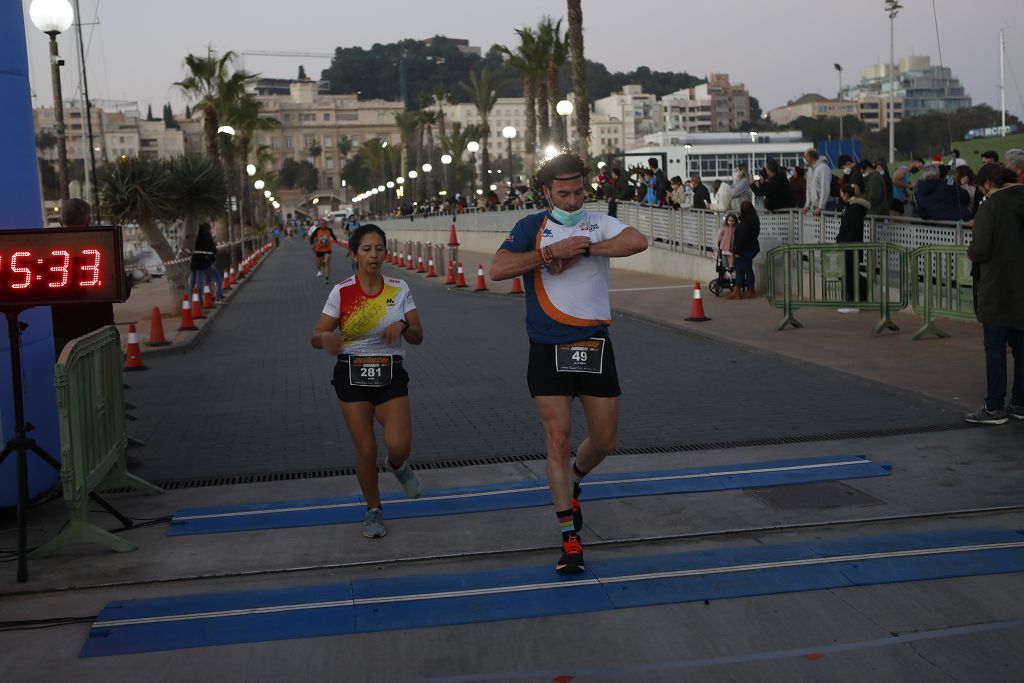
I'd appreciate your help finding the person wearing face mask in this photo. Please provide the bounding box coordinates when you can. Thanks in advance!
[964,163,1024,425]
[490,153,648,575]
[836,155,863,208]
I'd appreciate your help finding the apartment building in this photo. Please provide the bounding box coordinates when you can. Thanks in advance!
[35,104,185,165]
[767,93,904,131]
[251,80,403,191]
[841,55,971,116]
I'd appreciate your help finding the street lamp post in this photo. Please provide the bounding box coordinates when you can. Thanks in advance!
[244,163,256,260]
[834,63,844,145]
[886,0,902,164]
[466,141,480,197]
[217,125,240,272]
[440,154,452,200]
[501,127,517,187]
[30,0,75,204]
[556,99,573,147]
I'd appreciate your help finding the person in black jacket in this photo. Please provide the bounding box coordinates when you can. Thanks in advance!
[189,222,218,299]
[729,200,761,299]
[914,164,972,222]
[751,159,793,211]
[649,157,670,206]
[836,184,871,309]
[689,174,712,209]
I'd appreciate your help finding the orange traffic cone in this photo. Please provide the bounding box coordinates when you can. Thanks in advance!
[406,253,416,270]
[398,252,405,268]
[230,267,238,287]
[445,260,456,285]
[178,294,197,331]
[416,255,426,273]
[685,282,711,322]
[509,276,524,295]
[145,306,171,346]
[473,265,488,292]
[454,262,468,288]
[448,223,460,247]
[223,267,233,292]
[191,287,206,319]
[124,324,147,371]
[426,258,437,277]
[202,283,214,308]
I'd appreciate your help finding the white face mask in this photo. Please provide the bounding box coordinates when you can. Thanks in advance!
[843,167,852,175]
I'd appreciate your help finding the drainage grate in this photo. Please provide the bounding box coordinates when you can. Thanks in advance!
[128,421,966,492]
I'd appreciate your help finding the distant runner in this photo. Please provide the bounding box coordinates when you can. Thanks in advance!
[309,219,345,284]
[311,224,424,539]
[489,152,648,573]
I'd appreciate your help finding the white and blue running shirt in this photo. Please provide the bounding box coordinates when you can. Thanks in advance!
[498,210,628,344]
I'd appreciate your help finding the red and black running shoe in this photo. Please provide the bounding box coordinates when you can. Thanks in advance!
[556,534,585,574]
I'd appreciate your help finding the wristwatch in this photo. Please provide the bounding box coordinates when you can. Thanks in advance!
[399,319,410,333]
[583,246,591,257]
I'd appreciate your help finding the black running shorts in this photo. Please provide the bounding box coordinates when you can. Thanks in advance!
[332,356,409,405]
[527,334,621,398]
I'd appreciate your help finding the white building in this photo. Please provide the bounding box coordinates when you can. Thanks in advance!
[594,85,661,150]
[841,55,971,117]
[629,130,810,182]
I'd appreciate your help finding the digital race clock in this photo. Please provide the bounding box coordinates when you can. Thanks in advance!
[0,226,126,306]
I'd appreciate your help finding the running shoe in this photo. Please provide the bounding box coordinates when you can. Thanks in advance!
[324,276,330,285]
[556,534,585,574]
[1007,405,1024,421]
[362,507,386,538]
[390,460,422,499]
[963,406,1009,425]
[315,270,322,277]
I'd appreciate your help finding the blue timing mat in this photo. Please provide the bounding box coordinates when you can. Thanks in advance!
[168,455,891,536]
[81,527,1024,657]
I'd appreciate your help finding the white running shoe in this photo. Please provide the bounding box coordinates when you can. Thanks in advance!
[315,269,322,277]
[390,460,422,499]
[362,507,386,538]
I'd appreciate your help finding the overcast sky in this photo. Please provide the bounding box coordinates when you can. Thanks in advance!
[20,0,1024,121]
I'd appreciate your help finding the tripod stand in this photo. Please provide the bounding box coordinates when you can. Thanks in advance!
[1,307,133,582]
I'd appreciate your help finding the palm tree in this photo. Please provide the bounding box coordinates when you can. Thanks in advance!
[393,111,420,203]
[222,93,277,262]
[441,122,480,198]
[432,87,451,146]
[174,48,256,160]
[567,0,590,157]
[462,67,504,187]
[102,155,225,309]
[539,17,570,147]
[499,27,543,176]
[418,109,438,200]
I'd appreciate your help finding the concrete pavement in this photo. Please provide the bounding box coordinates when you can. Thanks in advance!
[1,232,1021,682]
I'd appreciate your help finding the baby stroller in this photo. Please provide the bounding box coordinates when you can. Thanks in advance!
[707,249,735,297]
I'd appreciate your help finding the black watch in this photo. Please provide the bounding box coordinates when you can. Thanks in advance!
[583,246,591,257]
[400,319,410,333]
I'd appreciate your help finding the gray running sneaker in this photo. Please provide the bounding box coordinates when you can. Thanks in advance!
[390,460,422,499]
[362,507,386,538]
[1008,405,1024,421]
[964,406,1009,425]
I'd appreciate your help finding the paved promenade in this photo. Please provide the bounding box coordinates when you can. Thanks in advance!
[1,231,1021,683]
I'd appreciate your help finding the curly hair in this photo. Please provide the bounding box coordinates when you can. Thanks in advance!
[532,150,589,192]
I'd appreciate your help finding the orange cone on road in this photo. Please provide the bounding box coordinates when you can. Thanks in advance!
[145,306,171,346]
[223,267,233,292]
[191,287,206,319]
[406,252,416,270]
[178,294,198,331]
[448,223,460,247]
[124,324,147,371]
[509,276,524,295]
[230,267,238,287]
[685,282,711,322]
[445,260,456,285]
[454,262,468,288]
[426,258,437,277]
[473,265,488,292]
[416,255,426,273]
[398,252,406,268]
[202,283,214,308]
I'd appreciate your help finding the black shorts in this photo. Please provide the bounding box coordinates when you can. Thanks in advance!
[332,356,409,405]
[527,334,621,398]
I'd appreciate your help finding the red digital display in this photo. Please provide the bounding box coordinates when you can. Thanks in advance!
[0,227,125,306]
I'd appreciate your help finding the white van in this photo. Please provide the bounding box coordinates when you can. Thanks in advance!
[326,208,354,223]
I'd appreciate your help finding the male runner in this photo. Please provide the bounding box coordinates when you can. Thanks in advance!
[490,152,648,573]
[310,219,344,284]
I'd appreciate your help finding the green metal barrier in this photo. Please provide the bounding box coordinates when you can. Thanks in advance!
[766,242,908,334]
[31,326,162,559]
[909,245,976,340]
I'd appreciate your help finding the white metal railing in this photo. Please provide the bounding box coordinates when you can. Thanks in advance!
[374,201,972,258]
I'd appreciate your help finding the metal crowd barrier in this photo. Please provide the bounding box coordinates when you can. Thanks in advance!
[31,326,162,559]
[908,245,975,340]
[766,243,909,334]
